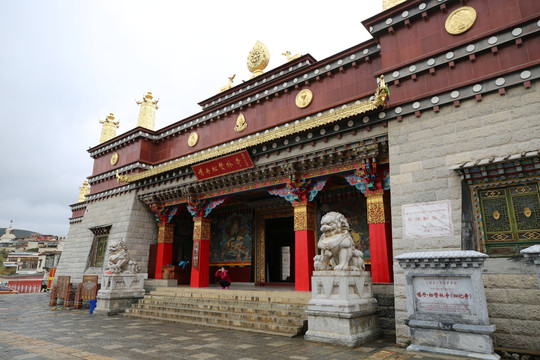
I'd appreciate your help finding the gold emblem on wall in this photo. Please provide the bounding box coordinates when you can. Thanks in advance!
[234,113,247,132]
[188,132,199,147]
[296,89,313,109]
[382,0,406,10]
[247,41,270,78]
[445,6,477,35]
[524,207,532,218]
[110,152,119,166]
[492,210,501,220]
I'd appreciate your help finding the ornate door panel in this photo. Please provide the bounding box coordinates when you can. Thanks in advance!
[479,184,540,256]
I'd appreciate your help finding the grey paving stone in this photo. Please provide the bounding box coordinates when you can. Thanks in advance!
[0,293,472,360]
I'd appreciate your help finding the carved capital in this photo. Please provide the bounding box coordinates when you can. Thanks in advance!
[365,189,386,224]
[193,217,212,241]
[157,222,175,244]
[293,201,316,231]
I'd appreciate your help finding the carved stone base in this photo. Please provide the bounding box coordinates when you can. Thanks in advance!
[407,323,499,360]
[304,271,382,347]
[94,273,147,315]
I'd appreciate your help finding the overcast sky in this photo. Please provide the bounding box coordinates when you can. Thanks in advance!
[0,1,382,236]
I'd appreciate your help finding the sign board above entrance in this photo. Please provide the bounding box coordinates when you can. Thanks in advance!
[192,150,254,181]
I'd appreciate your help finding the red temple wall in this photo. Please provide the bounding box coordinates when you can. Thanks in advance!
[151,56,381,164]
[376,0,540,71]
[369,0,540,106]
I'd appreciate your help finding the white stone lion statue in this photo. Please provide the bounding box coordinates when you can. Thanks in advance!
[107,239,140,274]
[313,212,365,271]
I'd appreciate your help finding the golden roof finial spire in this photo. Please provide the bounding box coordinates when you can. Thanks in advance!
[99,113,120,143]
[78,180,90,202]
[382,0,406,10]
[136,91,159,130]
[247,41,270,78]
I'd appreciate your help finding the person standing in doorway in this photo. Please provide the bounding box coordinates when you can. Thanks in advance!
[215,267,231,289]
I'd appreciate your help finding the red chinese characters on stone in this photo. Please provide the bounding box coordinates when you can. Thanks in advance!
[416,291,472,300]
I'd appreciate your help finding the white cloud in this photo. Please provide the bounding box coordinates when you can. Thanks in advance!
[0,0,382,235]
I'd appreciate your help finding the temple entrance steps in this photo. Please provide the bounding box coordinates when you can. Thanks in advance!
[123,284,311,337]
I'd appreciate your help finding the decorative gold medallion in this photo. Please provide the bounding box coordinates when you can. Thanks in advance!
[110,152,119,166]
[445,6,477,35]
[493,210,501,220]
[234,113,247,132]
[247,41,270,78]
[295,89,313,109]
[188,132,199,147]
[382,0,406,10]
[524,207,532,218]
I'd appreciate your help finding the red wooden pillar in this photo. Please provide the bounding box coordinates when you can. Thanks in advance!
[190,217,212,288]
[365,188,393,283]
[293,201,316,291]
[155,222,175,279]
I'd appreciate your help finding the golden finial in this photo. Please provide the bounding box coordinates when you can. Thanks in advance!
[219,74,236,93]
[99,113,120,143]
[247,41,270,78]
[136,91,159,131]
[382,0,406,10]
[78,180,90,202]
[282,51,300,62]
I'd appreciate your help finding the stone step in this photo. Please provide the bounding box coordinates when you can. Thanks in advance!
[129,302,306,327]
[122,311,304,337]
[138,296,307,316]
[149,287,311,305]
[123,286,309,337]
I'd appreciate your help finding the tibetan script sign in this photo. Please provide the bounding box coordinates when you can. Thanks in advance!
[402,200,453,238]
[192,150,254,181]
[413,276,475,315]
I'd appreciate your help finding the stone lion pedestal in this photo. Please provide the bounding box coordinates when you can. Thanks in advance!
[94,273,147,315]
[305,211,381,347]
[94,239,147,315]
[305,270,381,347]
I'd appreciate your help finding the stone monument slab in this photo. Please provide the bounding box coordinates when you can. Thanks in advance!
[396,251,499,360]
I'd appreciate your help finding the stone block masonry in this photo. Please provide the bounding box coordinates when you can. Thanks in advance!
[388,85,540,348]
[56,191,157,286]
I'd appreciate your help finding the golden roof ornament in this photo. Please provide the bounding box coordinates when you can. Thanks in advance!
[136,91,159,131]
[382,0,406,10]
[282,51,300,62]
[219,74,236,93]
[247,41,270,78]
[99,113,120,143]
[78,180,90,202]
[234,113,247,132]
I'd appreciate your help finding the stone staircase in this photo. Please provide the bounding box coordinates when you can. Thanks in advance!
[123,285,311,337]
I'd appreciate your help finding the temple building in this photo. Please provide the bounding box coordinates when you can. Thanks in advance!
[56,0,540,352]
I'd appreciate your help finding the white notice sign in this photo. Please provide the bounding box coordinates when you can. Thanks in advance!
[281,246,290,281]
[402,200,453,238]
[413,276,475,315]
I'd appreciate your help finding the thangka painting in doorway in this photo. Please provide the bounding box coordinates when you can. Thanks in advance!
[210,211,253,266]
[319,192,370,264]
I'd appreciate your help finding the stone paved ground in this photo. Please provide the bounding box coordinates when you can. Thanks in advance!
[0,293,468,360]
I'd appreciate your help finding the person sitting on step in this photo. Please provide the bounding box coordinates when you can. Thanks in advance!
[215,267,231,289]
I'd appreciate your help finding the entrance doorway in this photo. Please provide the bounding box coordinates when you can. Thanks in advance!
[264,217,295,283]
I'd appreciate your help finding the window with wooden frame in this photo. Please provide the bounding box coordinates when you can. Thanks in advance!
[477,183,540,256]
[454,152,540,257]
[88,225,112,268]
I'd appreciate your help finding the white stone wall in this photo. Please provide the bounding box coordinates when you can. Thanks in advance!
[55,191,157,285]
[388,85,540,346]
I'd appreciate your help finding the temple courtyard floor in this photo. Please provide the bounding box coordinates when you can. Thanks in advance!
[1,293,469,360]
